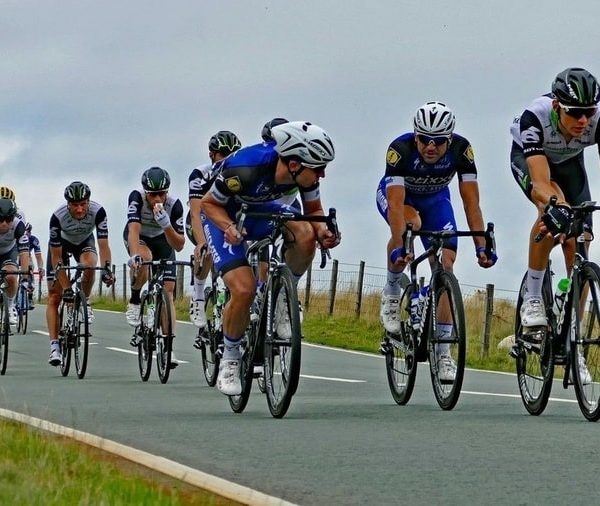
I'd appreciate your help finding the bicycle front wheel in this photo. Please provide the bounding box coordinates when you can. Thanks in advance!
[137,293,152,382]
[73,292,90,379]
[514,271,554,416]
[263,265,301,418]
[0,294,9,375]
[155,290,173,384]
[58,302,72,377]
[17,286,28,335]
[200,285,222,387]
[383,285,418,405]
[428,271,466,410]
[571,262,600,421]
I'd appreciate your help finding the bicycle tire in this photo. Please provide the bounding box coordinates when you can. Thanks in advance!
[0,294,9,375]
[383,285,418,405]
[200,285,221,387]
[137,292,152,382]
[263,265,301,418]
[73,292,90,379]
[17,285,28,335]
[59,302,72,377]
[514,271,554,416]
[228,332,255,413]
[155,289,173,384]
[571,262,600,421]
[427,271,466,410]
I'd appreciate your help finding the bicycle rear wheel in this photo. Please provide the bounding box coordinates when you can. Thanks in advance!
[382,284,418,405]
[0,294,9,375]
[428,271,466,410]
[73,292,90,379]
[155,290,173,384]
[199,285,222,387]
[263,266,301,418]
[571,262,600,421]
[58,302,72,377]
[514,271,554,415]
[137,293,152,382]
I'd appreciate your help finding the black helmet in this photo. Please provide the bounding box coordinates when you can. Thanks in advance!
[141,167,171,192]
[25,222,32,232]
[261,117,289,142]
[64,181,91,202]
[552,67,600,107]
[0,198,17,219]
[208,130,241,156]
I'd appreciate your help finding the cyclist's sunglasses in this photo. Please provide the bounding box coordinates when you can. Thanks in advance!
[145,190,168,197]
[0,216,14,223]
[559,103,597,119]
[416,134,451,146]
[302,163,326,177]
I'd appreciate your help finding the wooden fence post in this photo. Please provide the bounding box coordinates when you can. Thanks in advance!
[328,259,338,316]
[304,262,312,312]
[481,284,494,357]
[176,264,184,299]
[111,264,116,301]
[122,264,127,301]
[355,260,365,318]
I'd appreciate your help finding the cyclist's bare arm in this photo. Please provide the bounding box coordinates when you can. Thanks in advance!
[189,198,206,250]
[302,198,339,248]
[127,222,144,258]
[528,155,568,209]
[458,180,486,247]
[201,193,244,245]
[97,237,112,268]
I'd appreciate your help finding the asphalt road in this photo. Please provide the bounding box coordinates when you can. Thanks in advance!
[0,307,597,505]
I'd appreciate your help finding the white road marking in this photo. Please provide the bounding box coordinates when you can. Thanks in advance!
[106,346,190,364]
[300,374,366,383]
[462,390,577,404]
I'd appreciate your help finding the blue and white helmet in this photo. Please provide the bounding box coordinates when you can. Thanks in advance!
[272,121,335,167]
[413,101,456,136]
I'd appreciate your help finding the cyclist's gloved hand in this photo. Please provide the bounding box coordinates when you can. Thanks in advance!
[541,203,573,236]
[154,208,171,230]
[476,246,498,268]
[62,288,75,303]
[101,269,114,286]
[128,255,142,268]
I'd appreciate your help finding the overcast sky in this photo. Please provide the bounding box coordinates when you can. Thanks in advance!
[2,0,600,295]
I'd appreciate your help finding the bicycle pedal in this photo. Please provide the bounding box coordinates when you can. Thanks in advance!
[193,341,202,350]
[509,345,520,359]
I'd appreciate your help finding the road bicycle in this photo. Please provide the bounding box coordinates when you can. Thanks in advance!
[227,204,339,418]
[56,264,109,379]
[132,257,193,384]
[380,223,496,410]
[512,199,600,421]
[16,271,33,335]
[195,261,227,387]
[0,268,32,375]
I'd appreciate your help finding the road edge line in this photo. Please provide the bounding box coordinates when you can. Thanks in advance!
[0,408,296,506]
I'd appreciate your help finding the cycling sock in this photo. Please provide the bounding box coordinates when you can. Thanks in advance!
[435,324,453,355]
[223,334,242,360]
[192,277,205,300]
[525,268,546,299]
[50,339,60,351]
[384,270,405,296]
[129,289,141,305]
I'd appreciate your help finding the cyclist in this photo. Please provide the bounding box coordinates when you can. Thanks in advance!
[261,117,289,145]
[186,131,241,330]
[201,120,340,395]
[46,182,114,366]
[376,101,496,381]
[23,223,45,308]
[0,198,31,325]
[125,167,185,367]
[511,67,600,381]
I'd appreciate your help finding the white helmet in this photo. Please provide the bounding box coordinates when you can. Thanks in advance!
[272,121,335,167]
[413,101,456,136]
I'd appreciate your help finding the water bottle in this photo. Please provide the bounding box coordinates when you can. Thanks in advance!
[410,286,428,329]
[552,278,570,317]
[146,302,155,324]
[250,282,265,322]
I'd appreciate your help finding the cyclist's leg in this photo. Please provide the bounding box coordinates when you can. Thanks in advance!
[123,225,152,326]
[204,212,253,395]
[1,254,19,324]
[45,255,64,366]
